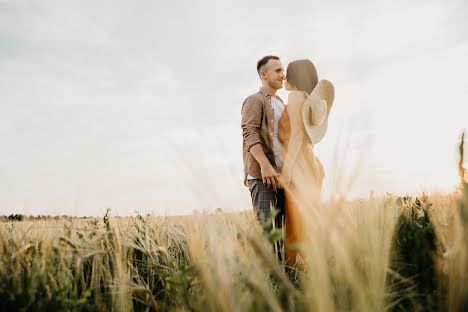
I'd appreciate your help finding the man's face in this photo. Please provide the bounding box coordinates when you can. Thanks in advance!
[260,59,284,90]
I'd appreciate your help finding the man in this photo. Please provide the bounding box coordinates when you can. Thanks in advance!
[241,55,286,231]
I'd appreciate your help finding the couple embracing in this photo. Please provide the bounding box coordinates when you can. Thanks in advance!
[241,55,335,266]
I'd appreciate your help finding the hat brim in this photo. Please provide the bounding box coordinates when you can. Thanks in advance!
[302,79,335,145]
[305,118,328,145]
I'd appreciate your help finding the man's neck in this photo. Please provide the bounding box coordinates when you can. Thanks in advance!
[262,84,277,98]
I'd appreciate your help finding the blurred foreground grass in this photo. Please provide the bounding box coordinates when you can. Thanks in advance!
[1,135,467,312]
[1,189,467,312]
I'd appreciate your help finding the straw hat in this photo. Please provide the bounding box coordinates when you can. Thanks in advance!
[302,79,335,144]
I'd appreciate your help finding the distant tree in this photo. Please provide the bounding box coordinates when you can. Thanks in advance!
[6,214,23,221]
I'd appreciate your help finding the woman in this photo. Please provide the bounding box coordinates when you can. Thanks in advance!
[278,59,334,266]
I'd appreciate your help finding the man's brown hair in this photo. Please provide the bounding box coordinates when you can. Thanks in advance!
[256,55,280,73]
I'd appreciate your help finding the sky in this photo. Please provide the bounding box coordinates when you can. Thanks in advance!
[1,0,467,216]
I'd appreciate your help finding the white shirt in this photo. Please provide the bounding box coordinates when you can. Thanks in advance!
[271,97,285,172]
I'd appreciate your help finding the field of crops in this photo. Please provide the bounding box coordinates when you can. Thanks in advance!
[1,187,467,312]
[1,139,467,312]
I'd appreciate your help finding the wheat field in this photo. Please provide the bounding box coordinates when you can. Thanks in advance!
[1,136,467,312]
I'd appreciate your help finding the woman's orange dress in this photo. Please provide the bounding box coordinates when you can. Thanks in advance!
[278,94,325,266]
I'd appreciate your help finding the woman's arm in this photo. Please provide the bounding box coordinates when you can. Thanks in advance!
[282,91,306,185]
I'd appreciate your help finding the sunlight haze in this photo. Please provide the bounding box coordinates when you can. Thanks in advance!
[1,0,467,216]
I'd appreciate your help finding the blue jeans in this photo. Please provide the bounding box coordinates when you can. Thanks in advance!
[247,179,285,231]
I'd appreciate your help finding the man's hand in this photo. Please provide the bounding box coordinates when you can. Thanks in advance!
[260,162,279,191]
[249,144,279,191]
